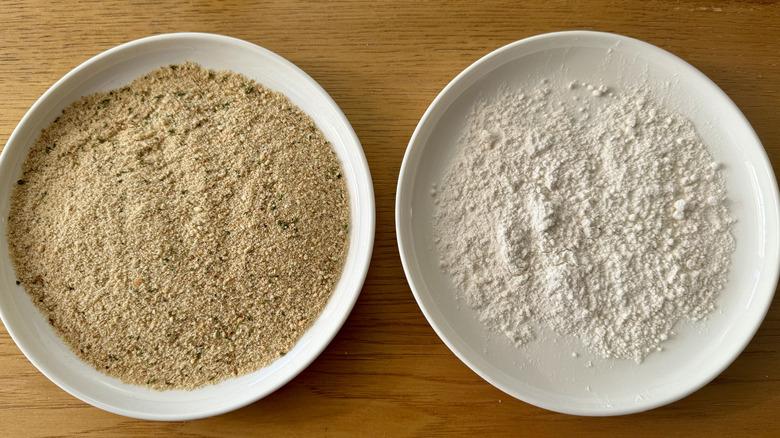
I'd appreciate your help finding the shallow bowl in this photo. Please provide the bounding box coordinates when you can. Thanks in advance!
[0,33,375,421]
[396,30,779,415]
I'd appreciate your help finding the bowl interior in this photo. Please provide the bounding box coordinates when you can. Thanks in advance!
[396,31,779,415]
[0,33,374,421]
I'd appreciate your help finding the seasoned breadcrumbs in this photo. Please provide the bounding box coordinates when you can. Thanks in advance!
[7,63,350,390]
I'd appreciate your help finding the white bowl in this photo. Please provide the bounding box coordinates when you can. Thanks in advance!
[0,33,374,420]
[396,31,780,415]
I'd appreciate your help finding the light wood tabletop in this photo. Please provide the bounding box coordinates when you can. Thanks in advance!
[1,1,779,436]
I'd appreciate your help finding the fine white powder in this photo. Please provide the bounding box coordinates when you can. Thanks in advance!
[433,80,736,362]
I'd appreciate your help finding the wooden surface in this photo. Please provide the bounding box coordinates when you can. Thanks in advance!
[1,1,779,436]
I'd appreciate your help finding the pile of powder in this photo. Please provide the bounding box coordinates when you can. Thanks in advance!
[433,80,735,362]
[8,63,350,389]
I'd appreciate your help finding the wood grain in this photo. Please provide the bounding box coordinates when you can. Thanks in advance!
[1,0,779,436]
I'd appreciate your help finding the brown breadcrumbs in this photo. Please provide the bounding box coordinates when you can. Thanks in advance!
[7,62,350,390]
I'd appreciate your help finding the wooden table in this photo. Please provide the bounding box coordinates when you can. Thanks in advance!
[1,1,778,436]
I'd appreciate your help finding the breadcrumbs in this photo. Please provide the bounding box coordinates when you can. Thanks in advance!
[7,63,350,390]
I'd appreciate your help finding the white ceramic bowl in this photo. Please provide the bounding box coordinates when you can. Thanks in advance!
[0,33,374,420]
[396,31,780,415]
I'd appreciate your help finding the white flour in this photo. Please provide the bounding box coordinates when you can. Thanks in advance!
[433,81,735,362]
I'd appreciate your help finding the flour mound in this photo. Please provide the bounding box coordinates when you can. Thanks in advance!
[433,81,735,362]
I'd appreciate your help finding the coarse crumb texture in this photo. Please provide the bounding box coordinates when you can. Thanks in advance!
[8,63,350,389]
